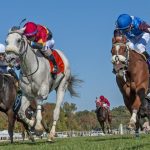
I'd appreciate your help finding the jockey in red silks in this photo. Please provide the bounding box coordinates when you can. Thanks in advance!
[96,95,110,108]
[95,95,110,113]
[100,96,110,108]
[23,22,58,76]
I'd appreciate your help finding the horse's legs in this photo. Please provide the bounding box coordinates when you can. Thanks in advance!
[18,96,34,127]
[129,93,142,129]
[48,78,68,141]
[7,109,15,143]
[21,121,35,142]
[34,99,44,135]
[107,120,112,134]
[100,121,105,134]
[41,110,50,133]
[135,119,140,137]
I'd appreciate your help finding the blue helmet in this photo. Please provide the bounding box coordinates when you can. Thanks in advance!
[116,14,132,30]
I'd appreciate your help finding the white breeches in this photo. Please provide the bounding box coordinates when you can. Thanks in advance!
[44,38,55,51]
[127,33,150,53]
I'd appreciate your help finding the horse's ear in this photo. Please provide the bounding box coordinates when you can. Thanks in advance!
[19,26,26,34]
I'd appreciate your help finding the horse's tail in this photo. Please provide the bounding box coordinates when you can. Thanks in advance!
[67,75,83,97]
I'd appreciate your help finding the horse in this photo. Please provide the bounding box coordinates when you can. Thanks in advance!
[96,106,112,134]
[111,29,149,133]
[5,27,81,142]
[0,73,17,143]
[0,73,35,143]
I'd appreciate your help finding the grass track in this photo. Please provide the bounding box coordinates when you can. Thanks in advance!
[0,134,150,150]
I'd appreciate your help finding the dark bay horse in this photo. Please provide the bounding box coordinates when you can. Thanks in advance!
[0,73,17,143]
[0,73,35,143]
[96,106,112,134]
[111,29,149,131]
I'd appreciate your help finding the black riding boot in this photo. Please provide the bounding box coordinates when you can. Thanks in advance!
[48,54,58,79]
[142,51,150,97]
[142,51,150,70]
[48,54,58,73]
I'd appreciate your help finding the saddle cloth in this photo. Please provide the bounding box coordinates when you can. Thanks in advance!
[48,50,65,74]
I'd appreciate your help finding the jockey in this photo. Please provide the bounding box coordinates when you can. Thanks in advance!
[95,95,110,112]
[99,95,110,109]
[23,22,58,76]
[115,14,150,65]
[0,44,22,96]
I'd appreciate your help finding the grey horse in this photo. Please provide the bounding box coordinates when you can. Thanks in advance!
[5,27,81,141]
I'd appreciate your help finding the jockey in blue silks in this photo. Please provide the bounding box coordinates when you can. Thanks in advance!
[115,14,150,63]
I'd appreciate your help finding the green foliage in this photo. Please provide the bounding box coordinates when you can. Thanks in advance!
[111,105,130,129]
[0,103,131,132]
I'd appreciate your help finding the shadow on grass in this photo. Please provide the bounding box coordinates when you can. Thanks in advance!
[0,139,57,147]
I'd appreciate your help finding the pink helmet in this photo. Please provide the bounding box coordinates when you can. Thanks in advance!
[24,22,37,37]
[100,95,105,100]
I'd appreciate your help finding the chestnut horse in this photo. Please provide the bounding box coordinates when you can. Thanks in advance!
[111,29,149,131]
[96,106,112,134]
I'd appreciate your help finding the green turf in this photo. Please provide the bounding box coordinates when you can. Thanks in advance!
[0,134,150,150]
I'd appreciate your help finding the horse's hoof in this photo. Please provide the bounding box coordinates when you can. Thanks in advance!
[47,134,55,142]
[35,130,43,136]
[47,139,55,143]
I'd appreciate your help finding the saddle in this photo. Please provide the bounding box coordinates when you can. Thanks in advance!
[48,50,65,74]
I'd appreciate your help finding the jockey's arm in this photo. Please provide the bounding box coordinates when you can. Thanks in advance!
[30,41,43,50]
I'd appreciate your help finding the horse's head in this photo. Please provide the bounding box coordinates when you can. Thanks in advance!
[111,29,129,76]
[5,27,27,66]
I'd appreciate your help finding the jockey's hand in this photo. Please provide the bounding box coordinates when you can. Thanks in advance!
[139,22,150,33]
[8,62,14,68]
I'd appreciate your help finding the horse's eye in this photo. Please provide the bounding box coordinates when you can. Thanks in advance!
[17,39,21,43]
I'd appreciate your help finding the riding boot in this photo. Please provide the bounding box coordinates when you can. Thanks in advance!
[142,51,150,98]
[142,51,150,72]
[48,54,58,73]
[47,54,58,79]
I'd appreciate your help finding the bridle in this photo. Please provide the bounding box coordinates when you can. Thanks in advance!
[7,31,39,77]
[112,36,130,81]
[112,42,130,66]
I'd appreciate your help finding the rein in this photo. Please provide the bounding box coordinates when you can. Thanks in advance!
[7,31,40,77]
